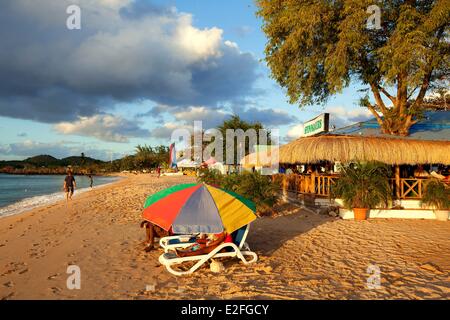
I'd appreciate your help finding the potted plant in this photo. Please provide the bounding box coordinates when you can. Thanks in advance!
[331,162,391,220]
[421,179,450,221]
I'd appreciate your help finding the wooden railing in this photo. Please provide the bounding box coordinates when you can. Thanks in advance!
[273,174,427,200]
[391,178,425,199]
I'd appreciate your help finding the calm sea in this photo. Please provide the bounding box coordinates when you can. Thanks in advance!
[0,174,119,218]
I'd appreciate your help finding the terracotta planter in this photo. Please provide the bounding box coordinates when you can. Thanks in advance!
[435,210,449,221]
[353,208,369,220]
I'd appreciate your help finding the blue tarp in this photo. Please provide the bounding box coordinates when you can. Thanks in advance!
[328,111,450,141]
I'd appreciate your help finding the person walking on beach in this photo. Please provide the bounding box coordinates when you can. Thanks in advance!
[88,174,93,188]
[63,170,76,201]
[156,166,161,178]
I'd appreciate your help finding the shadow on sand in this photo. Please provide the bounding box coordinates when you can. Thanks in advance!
[246,208,333,256]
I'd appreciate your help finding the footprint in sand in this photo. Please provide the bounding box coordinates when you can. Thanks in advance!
[1,262,27,276]
[50,286,62,294]
[1,292,15,300]
[47,273,60,280]
[419,262,444,275]
[18,268,29,275]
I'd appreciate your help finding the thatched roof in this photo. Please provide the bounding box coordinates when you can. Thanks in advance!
[242,111,450,166]
[279,135,450,165]
[241,148,278,168]
[241,135,450,166]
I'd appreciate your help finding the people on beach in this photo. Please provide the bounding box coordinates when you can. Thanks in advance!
[156,166,161,178]
[88,174,93,188]
[63,170,76,201]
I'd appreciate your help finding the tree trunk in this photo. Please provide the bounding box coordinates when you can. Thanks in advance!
[370,78,417,136]
[380,113,415,136]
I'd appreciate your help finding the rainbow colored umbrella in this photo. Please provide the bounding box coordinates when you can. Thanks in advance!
[142,183,257,234]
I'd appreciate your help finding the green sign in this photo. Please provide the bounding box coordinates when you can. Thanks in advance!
[304,119,323,135]
[303,113,329,137]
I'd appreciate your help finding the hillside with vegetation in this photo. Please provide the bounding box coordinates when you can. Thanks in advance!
[0,145,169,175]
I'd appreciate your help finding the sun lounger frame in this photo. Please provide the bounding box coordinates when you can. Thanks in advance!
[159,234,198,252]
[158,224,257,276]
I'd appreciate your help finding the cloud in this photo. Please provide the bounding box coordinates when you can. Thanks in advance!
[147,104,296,140]
[0,0,260,123]
[233,26,254,37]
[150,122,192,139]
[54,114,149,143]
[237,107,296,127]
[325,106,373,128]
[0,140,124,161]
[286,124,304,141]
[172,106,230,128]
[17,132,27,137]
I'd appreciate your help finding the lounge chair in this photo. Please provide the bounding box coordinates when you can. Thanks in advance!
[158,224,258,276]
[159,234,199,253]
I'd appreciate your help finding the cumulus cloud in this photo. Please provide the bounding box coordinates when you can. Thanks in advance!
[0,140,124,161]
[286,124,304,141]
[325,106,373,128]
[146,104,296,140]
[0,0,259,123]
[150,122,193,139]
[172,106,229,128]
[54,114,149,142]
[237,107,296,127]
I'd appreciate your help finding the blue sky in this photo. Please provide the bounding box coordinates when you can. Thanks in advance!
[0,0,372,161]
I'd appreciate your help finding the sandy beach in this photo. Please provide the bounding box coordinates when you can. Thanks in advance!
[0,174,449,300]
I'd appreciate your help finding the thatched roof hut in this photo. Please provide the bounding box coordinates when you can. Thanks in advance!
[240,148,278,168]
[241,111,450,167]
[278,135,450,165]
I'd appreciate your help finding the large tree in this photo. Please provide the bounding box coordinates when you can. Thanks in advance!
[188,115,271,164]
[257,0,449,136]
[134,144,169,168]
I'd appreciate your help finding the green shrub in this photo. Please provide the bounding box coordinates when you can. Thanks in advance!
[331,161,391,209]
[421,179,450,210]
[233,171,280,213]
[221,173,241,191]
[197,169,280,214]
[196,168,224,186]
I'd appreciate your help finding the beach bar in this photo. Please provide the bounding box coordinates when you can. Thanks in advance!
[241,111,450,219]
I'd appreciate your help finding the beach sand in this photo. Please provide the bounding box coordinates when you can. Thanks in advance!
[0,174,449,300]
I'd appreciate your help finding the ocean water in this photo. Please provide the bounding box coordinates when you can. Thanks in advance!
[0,174,119,218]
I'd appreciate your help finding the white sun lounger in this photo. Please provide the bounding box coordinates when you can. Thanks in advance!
[158,224,258,276]
[159,234,198,253]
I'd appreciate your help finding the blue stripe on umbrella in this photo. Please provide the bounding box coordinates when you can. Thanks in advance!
[171,186,224,234]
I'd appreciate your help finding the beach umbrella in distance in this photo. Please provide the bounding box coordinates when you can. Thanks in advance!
[141,183,257,234]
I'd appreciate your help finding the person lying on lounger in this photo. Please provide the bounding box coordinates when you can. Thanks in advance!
[175,232,229,257]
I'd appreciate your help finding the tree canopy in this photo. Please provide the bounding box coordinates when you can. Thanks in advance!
[188,115,271,164]
[257,0,449,135]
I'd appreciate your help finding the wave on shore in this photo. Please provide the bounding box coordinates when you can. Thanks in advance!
[0,181,119,218]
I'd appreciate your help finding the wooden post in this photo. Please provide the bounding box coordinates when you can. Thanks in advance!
[327,176,331,196]
[418,179,422,199]
[395,165,400,199]
[282,175,288,203]
[310,172,316,194]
